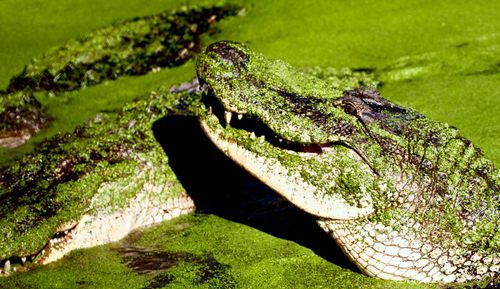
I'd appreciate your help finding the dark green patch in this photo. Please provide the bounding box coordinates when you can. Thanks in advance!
[116,246,236,289]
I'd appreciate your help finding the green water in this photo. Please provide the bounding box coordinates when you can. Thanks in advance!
[0,0,498,288]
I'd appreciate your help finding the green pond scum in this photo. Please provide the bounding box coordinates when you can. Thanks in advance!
[0,0,499,288]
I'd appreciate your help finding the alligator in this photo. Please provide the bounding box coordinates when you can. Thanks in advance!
[196,41,499,284]
[0,86,197,273]
[0,21,498,288]
[0,2,242,272]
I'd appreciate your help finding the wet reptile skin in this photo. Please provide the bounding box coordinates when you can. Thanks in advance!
[197,41,500,284]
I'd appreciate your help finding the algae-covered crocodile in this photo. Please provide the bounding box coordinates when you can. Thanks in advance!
[0,16,499,287]
[0,86,197,273]
[196,41,499,284]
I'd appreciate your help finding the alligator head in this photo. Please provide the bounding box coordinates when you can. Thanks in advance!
[196,41,499,284]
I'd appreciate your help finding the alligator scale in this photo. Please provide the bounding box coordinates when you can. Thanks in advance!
[196,41,499,283]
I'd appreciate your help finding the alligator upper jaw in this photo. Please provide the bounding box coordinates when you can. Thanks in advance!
[200,90,334,156]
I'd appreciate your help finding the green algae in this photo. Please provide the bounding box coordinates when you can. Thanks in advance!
[0,245,148,289]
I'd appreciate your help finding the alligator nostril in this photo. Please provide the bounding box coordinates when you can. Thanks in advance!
[206,41,249,67]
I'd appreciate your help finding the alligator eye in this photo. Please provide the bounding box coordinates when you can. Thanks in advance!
[335,96,365,117]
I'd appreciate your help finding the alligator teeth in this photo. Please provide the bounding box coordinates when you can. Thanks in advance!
[237,114,243,120]
[321,146,332,153]
[224,111,232,124]
[250,132,256,139]
[21,257,26,264]
[3,260,10,274]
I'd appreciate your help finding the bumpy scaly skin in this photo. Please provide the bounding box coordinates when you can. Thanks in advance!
[0,87,203,274]
[196,41,499,284]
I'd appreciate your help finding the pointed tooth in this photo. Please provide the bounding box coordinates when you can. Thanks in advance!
[237,114,243,120]
[4,260,10,273]
[224,111,232,124]
[250,132,256,139]
[21,257,26,264]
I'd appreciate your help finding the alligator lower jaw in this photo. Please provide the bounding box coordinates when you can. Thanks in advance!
[0,130,34,148]
[0,192,195,275]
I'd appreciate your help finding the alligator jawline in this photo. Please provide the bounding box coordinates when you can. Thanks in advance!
[0,222,78,275]
[0,193,196,276]
[202,91,379,176]
[201,92,332,156]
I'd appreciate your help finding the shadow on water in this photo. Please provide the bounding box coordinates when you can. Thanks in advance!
[152,115,359,273]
